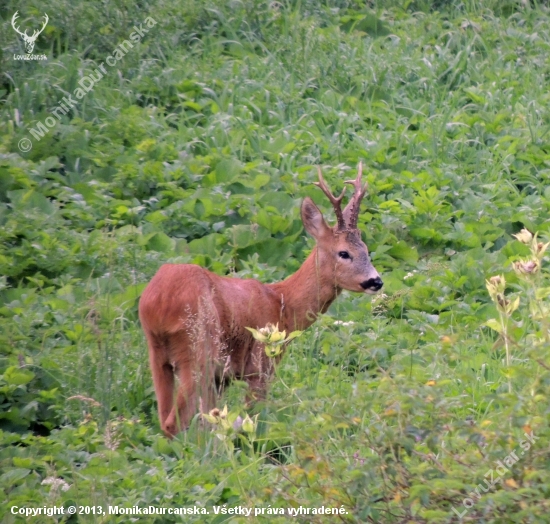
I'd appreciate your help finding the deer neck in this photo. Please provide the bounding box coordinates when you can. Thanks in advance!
[269,247,340,332]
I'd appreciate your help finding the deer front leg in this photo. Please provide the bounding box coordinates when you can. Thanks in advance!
[245,375,268,407]
[243,343,275,407]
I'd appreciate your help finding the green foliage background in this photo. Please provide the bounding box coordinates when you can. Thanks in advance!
[2,0,550,522]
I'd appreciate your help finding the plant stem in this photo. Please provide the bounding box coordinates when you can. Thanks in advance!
[499,311,512,393]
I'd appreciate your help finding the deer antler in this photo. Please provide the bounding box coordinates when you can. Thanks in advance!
[342,162,368,230]
[11,12,26,37]
[314,166,347,231]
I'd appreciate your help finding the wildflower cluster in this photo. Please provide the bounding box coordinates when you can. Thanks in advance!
[202,405,257,438]
[485,229,550,392]
[485,274,515,392]
[245,323,302,357]
[511,229,549,278]
[41,477,70,493]
[485,275,519,317]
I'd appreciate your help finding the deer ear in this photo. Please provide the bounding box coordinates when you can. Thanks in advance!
[301,197,331,241]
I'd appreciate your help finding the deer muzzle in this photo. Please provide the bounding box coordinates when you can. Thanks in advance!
[360,276,383,293]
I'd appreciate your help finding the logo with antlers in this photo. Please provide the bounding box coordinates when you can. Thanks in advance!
[11,11,49,55]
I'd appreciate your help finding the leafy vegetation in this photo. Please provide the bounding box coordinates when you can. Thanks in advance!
[2,0,550,522]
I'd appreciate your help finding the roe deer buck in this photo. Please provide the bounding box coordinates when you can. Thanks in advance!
[139,163,383,437]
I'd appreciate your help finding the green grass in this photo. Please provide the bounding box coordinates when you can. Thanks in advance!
[2,0,550,522]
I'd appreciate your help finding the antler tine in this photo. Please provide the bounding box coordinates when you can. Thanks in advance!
[314,166,347,231]
[343,162,368,230]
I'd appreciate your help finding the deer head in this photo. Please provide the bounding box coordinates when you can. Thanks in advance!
[301,162,383,294]
[12,12,49,55]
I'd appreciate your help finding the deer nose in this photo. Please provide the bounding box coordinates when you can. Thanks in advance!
[360,277,383,291]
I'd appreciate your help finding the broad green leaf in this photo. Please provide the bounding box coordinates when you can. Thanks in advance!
[145,210,168,224]
[226,225,270,249]
[212,158,242,184]
[387,241,418,263]
[187,233,224,257]
[485,318,503,334]
[7,189,54,214]
[0,468,30,484]
[286,331,303,341]
[3,367,35,386]
[146,232,175,253]
[259,192,295,214]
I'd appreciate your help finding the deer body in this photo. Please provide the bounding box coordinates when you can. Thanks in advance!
[139,164,382,437]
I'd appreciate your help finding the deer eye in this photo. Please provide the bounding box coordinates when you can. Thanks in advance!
[338,251,351,260]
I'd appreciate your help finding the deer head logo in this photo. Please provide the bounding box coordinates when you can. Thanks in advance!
[11,11,49,55]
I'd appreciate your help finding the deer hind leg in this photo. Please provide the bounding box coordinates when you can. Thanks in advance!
[145,332,175,437]
[162,365,197,436]
[163,329,220,435]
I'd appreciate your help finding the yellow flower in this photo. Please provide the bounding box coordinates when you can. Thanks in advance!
[504,478,519,489]
[202,405,228,425]
[535,241,550,258]
[242,414,255,434]
[246,324,303,358]
[486,275,505,300]
[269,330,287,343]
[513,228,533,244]
[265,345,282,358]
